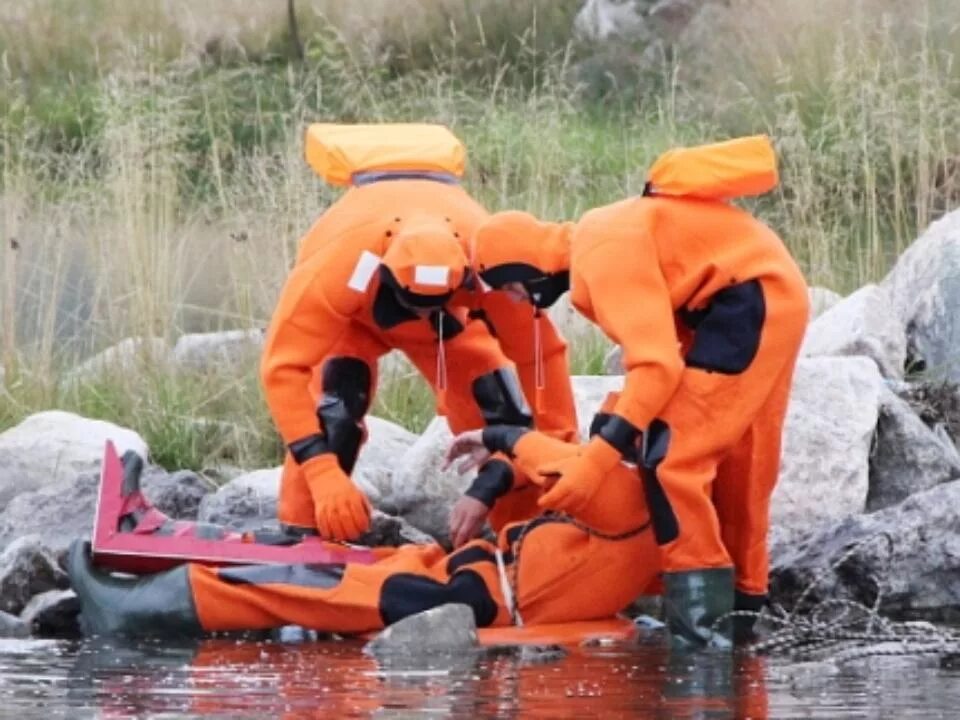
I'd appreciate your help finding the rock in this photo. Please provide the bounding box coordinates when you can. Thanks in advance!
[574,0,706,42]
[893,380,960,446]
[198,467,281,528]
[882,209,960,381]
[20,589,80,637]
[769,479,960,621]
[389,417,471,542]
[808,286,843,319]
[172,329,264,373]
[0,475,101,556]
[574,0,652,42]
[352,417,419,509]
[0,610,29,638]
[359,511,435,547]
[363,603,478,656]
[0,536,68,616]
[64,337,170,385]
[800,284,906,379]
[571,375,625,439]
[144,468,216,521]
[0,411,148,510]
[867,387,960,511]
[0,466,205,556]
[771,357,883,543]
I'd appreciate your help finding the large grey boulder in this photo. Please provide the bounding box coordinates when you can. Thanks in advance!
[390,417,471,542]
[172,329,264,373]
[364,603,478,656]
[882,209,960,381]
[0,465,209,556]
[770,479,960,620]
[0,536,68,616]
[771,356,883,542]
[352,417,420,508]
[800,284,906,379]
[808,286,843,320]
[867,387,960,512]
[0,411,148,509]
[198,467,280,528]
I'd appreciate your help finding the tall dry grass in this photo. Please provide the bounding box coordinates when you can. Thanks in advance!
[1,0,959,468]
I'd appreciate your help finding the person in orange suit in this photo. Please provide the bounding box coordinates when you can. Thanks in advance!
[263,170,578,547]
[67,414,658,639]
[470,136,809,648]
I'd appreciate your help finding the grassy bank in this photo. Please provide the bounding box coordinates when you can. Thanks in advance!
[2,0,959,469]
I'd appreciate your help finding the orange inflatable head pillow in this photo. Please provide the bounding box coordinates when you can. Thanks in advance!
[471,211,572,309]
[645,135,779,200]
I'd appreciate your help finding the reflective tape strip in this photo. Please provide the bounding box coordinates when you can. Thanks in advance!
[347,250,381,292]
[414,265,450,287]
[495,548,523,627]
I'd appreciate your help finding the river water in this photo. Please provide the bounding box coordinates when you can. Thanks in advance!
[0,632,957,719]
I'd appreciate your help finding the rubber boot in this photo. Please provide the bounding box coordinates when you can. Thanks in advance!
[67,540,202,638]
[662,567,734,650]
[732,590,767,645]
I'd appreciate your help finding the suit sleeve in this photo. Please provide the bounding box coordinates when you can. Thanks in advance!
[260,252,360,445]
[573,227,684,431]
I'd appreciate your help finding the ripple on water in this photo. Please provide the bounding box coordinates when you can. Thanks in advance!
[1,635,959,718]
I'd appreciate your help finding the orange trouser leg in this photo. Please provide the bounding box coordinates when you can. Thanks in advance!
[713,356,798,596]
[509,514,660,626]
[650,277,807,577]
[189,542,509,633]
[277,323,386,530]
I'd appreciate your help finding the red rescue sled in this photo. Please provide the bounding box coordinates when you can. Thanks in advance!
[92,441,377,574]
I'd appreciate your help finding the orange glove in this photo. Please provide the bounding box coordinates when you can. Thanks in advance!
[537,436,622,515]
[302,454,371,541]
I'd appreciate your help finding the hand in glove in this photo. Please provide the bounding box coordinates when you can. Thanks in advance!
[302,454,371,541]
[537,436,622,516]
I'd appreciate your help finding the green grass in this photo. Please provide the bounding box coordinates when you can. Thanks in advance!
[2,0,960,468]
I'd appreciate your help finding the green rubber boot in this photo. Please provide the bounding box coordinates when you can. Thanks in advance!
[663,567,735,650]
[67,540,202,638]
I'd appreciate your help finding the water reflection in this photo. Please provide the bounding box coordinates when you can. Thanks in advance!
[1,632,959,718]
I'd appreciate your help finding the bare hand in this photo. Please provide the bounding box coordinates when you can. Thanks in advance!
[443,429,491,475]
[448,495,490,549]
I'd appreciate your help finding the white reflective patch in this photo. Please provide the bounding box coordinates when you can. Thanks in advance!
[414,265,450,287]
[347,250,381,292]
[477,275,493,292]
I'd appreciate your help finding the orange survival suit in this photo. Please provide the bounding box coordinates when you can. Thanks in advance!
[67,413,659,638]
[471,136,810,648]
[262,125,577,543]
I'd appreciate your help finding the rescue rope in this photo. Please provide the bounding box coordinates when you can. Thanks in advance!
[735,532,960,665]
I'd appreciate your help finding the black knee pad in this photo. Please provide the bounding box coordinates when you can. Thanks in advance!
[379,569,498,627]
[472,368,533,427]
